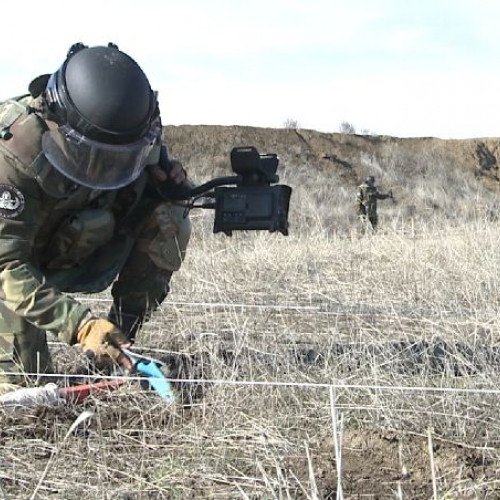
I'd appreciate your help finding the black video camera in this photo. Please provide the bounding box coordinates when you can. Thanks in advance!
[162,146,292,236]
[213,147,291,235]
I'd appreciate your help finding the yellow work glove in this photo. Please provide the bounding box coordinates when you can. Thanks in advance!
[75,318,131,368]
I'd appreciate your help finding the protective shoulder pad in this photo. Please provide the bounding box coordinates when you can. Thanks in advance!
[0,98,76,198]
[0,97,47,177]
[0,96,31,132]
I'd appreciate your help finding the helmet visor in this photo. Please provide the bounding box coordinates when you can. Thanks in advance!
[42,122,160,189]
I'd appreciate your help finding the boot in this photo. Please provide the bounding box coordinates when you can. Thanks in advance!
[107,309,146,343]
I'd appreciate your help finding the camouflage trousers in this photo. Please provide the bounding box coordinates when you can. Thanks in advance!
[358,207,378,231]
[0,202,191,388]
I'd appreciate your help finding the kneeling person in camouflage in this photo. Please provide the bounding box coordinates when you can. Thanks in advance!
[0,43,191,395]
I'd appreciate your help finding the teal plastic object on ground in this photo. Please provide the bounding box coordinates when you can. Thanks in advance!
[122,349,176,404]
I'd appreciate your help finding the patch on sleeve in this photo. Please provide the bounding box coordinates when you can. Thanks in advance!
[0,185,25,218]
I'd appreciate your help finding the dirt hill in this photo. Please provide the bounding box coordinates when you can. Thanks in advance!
[165,125,500,231]
[166,125,500,188]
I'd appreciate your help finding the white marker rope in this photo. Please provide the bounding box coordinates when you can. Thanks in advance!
[3,370,500,396]
[73,296,500,321]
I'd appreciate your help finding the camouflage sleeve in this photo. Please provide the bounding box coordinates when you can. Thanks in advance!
[0,162,89,344]
[375,192,391,200]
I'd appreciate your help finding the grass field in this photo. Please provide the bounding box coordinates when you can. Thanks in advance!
[3,128,500,498]
[2,205,500,498]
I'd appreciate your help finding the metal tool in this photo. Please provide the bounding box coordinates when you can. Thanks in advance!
[122,348,176,404]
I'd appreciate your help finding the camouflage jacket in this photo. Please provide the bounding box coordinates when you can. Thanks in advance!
[0,95,162,343]
[357,183,390,214]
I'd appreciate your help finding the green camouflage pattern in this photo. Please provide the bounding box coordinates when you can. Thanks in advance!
[141,202,191,272]
[0,301,52,385]
[0,95,191,385]
[110,202,191,331]
[357,183,390,228]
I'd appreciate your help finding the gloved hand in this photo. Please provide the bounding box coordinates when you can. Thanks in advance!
[148,145,194,200]
[75,318,132,370]
[149,159,187,184]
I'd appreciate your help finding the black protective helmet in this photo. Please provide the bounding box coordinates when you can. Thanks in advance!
[41,42,161,189]
[365,176,375,186]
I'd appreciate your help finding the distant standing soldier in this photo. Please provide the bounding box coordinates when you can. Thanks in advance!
[357,176,393,230]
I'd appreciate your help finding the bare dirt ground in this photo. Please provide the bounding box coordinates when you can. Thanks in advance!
[3,405,496,499]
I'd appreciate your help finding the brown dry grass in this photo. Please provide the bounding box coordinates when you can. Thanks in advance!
[3,131,500,498]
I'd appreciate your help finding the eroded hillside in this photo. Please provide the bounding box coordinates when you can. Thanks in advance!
[165,125,500,232]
